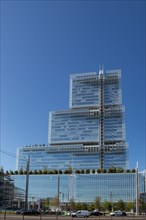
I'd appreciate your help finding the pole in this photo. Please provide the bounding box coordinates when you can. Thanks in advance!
[136,161,139,215]
[56,175,60,220]
[25,155,30,210]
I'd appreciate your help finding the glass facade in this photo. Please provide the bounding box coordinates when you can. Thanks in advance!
[11,173,145,203]
[17,69,128,171]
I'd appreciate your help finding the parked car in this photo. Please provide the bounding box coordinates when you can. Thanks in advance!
[110,210,126,216]
[72,210,90,217]
[15,209,27,214]
[21,209,41,215]
[90,210,104,216]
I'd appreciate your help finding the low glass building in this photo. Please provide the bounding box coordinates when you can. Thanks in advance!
[11,172,145,205]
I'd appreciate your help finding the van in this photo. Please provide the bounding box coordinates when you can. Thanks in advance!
[72,210,90,217]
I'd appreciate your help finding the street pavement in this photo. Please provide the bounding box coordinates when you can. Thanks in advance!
[0,214,146,220]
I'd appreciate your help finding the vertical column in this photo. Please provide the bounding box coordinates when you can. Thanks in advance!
[99,70,104,169]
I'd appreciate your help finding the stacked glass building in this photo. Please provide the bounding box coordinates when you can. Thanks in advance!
[17,69,128,171]
[13,69,146,205]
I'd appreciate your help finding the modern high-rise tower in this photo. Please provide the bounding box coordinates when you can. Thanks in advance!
[17,69,128,171]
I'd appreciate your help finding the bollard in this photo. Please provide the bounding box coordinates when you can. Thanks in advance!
[22,213,24,220]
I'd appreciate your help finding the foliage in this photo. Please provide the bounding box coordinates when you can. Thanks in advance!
[59,170,62,174]
[101,168,106,173]
[94,196,101,210]
[34,170,38,174]
[97,168,101,174]
[38,169,43,174]
[88,202,95,211]
[131,169,136,173]
[75,169,80,174]
[125,201,133,212]
[14,170,18,175]
[102,201,112,212]
[86,169,90,174]
[43,167,48,174]
[126,169,130,173]
[115,200,125,211]
[108,166,116,173]
[69,199,76,211]
[19,168,23,175]
[68,166,72,174]
[92,169,95,174]
[81,169,84,174]
[117,167,124,173]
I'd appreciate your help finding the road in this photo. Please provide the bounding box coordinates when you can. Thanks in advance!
[0,214,146,220]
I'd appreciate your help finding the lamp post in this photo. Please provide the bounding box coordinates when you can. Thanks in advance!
[136,161,139,215]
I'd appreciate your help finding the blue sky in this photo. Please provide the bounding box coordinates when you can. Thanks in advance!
[1,0,145,171]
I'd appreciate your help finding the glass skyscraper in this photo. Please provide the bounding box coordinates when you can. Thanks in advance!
[17,69,128,171]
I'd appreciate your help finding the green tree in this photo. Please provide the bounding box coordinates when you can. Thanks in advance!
[70,199,76,211]
[76,202,82,210]
[81,169,84,174]
[117,167,124,173]
[75,169,80,174]
[86,169,90,174]
[10,170,14,175]
[116,200,125,211]
[88,202,95,211]
[125,201,133,212]
[92,169,95,174]
[81,202,88,210]
[94,196,101,210]
[103,201,112,212]
[19,168,23,174]
[14,170,18,175]
[126,169,130,173]
[34,170,38,174]
[101,168,106,173]
[108,166,116,173]
[131,169,136,173]
[43,167,48,174]
[139,199,146,213]
[38,169,43,174]
[68,166,72,174]
[97,168,101,174]
[59,170,62,174]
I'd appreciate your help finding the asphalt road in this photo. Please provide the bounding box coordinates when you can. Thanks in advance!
[0,214,146,220]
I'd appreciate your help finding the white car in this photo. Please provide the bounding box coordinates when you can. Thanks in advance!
[72,210,90,217]
[110,210,126,216]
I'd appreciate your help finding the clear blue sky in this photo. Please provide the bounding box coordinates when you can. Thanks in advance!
[1,0,145,171]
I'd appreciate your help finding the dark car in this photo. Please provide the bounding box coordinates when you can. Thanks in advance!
[90,210,104,216]
[21,209,41,215]
[15,209,27,214]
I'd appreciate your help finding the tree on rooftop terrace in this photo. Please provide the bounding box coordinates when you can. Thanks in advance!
[97,168,101,174]
[85,169,90,174]
[81,169,84,174]
[38,169,43,174]
[43,167,48,174]
[68,165,72,174]
[92,169,95,174]
[19,167,23,174]
[101,168,106,173]
[108,166,116,173]
[117,167,124,173]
